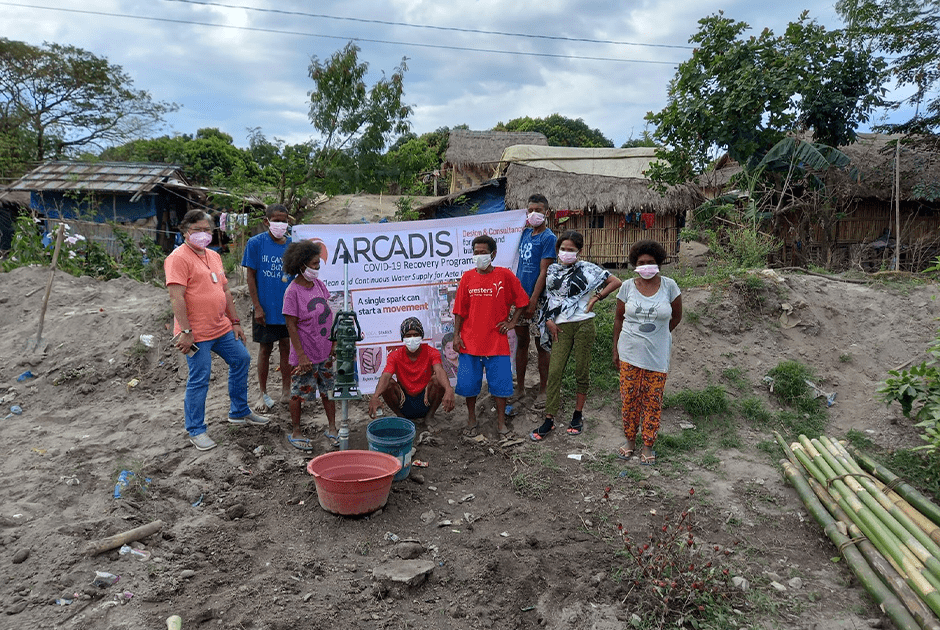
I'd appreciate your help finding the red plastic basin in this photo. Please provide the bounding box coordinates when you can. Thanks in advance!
[306,450,402,516]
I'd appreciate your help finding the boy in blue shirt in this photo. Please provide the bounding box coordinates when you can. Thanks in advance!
[242,204,292,409]
[514,193,556,410]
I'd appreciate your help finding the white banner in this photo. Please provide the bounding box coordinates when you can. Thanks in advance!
[292,210,527,394]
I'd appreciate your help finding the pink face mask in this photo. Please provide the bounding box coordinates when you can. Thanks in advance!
[557,250,578,265]
[526,212,545,227]
[635,264,659,279]
[302,266,319,282]
[188,232,213,250]
[268,221,289,239]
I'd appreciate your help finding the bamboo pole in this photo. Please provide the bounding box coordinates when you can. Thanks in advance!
[847,445,940,529]
[794,438,940,616]
[818,437,940,562]
[895,138,902,272]
[832,441,940,546]
[781,460,921,630]
[801,469,940,630]
[809,437,940,588]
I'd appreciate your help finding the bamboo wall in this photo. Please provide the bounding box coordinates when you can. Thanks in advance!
[546,211,679,266]
[449,165,492,194]
[777,200,940,270]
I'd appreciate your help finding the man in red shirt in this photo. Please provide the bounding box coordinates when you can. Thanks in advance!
[368,317,455,421]
[453,235,529,438]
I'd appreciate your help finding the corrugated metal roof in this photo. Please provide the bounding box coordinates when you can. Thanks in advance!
[8,161,190,194]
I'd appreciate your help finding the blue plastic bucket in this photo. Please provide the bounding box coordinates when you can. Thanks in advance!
[366,417,416,482]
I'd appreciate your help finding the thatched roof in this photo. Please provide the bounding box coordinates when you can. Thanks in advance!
[445,130,548,166]
[505,163,701,215]
[706,133,940,201]
[835,133,940,201]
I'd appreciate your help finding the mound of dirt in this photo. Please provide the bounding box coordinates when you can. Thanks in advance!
[0,263,935,629]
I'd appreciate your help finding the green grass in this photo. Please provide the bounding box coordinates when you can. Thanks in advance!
[664,385,730,419]
[766,360,815,405]
[722,367,750,392]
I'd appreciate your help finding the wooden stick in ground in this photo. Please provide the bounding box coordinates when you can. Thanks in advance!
[32,223,65,348]
[83,519,164,556]
[781,459,921,630]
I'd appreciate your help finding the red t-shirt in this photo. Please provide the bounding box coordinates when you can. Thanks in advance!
[383,344,442,395]
[452,266,529,356]
[164,244,232,342]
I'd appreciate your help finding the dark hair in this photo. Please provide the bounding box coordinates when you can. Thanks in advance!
[441,331,454,347]
[283,240,322,276]
[527,193,549,210]
[556,230,584,252]
[179,210,213,232]
[265,203,289,219]
[471,235,497,254]
[628,239,667,267]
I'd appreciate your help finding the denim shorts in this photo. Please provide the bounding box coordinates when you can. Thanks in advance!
[455,354,513,398]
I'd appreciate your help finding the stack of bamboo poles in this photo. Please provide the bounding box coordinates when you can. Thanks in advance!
[776,432,940,630]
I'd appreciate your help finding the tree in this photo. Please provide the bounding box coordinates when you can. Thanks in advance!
[307,42,412,194]
[0,38,177,163]
[385,126,453,194]
[644,12,885,188]
[493,114,613,147]
[837,0,940,134]
[247,128,316,208]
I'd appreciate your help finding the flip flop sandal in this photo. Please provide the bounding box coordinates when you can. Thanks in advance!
[529,418,554,442]
[323,433,340,449]
[461,425,480,438]
[617,442,636,460]
[639,451,657,466]
[566,419,584,436]
[286,435,314,452]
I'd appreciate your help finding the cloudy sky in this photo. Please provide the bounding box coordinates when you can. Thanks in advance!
[1,0,910,150]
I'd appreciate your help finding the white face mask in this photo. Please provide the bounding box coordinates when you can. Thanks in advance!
[302,266,319,281]
[526,212,545,227]
[402,337,422,352]
[268,221,289,239]
[473,253,492,271]
[635,264,659,279]
[557,250,578,265]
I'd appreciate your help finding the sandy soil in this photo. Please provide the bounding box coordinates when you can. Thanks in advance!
[0,258,937,630]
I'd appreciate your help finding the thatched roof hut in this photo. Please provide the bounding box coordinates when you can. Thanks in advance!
[832,133,940,201]
[505,163,701,215]
[500,146,702,264]
[445,130,548,167]
[445,130,549,194]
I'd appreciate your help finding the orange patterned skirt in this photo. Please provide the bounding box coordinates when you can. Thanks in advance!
[619,361,668,447]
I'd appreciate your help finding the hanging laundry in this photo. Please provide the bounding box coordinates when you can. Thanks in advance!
[641,213,656,229]
[219,212,228,233]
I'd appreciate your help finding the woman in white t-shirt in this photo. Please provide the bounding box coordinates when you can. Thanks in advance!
[612,240,682,465]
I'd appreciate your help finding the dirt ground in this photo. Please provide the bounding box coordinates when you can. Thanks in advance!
[0,253,937,630]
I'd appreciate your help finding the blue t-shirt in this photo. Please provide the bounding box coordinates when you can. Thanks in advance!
[241,232,291,326]
[515,227,557,297]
